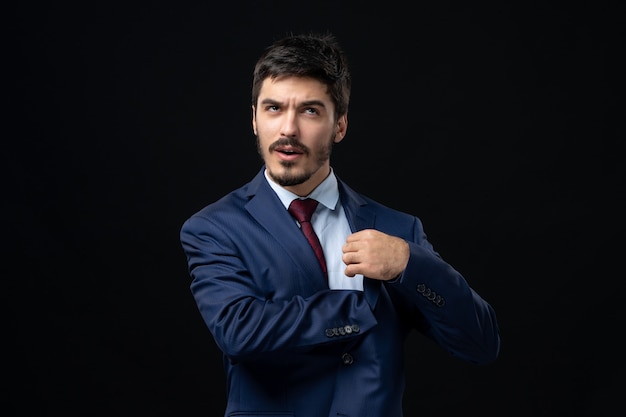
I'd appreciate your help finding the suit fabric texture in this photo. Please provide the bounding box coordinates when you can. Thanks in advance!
[180,167,500,417]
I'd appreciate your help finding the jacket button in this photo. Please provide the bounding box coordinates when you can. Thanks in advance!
[341,353,354,365]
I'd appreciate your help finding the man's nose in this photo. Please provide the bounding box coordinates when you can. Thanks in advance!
[279,111,298,137]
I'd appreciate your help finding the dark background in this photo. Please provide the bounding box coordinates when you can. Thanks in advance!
[6,2,625,416]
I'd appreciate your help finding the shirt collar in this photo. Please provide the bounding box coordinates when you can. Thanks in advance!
[264,167,340,211]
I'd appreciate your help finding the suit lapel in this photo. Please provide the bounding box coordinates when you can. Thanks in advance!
[245,169,327,292]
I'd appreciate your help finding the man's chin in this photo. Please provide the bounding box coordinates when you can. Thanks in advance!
[268,166,309,187]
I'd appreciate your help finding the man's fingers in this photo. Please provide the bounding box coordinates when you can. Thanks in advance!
[342,250,358,265]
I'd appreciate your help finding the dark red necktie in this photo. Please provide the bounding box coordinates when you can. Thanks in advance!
[288,198,328,280]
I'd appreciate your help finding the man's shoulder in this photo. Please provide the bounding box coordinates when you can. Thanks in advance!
[338,180,411,217]
[190,183,252,218]
[188,168,267,217]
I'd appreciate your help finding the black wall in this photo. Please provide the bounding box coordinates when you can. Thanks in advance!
[6,2,625,416]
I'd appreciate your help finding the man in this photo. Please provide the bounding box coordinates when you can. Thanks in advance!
[180,31,500,417]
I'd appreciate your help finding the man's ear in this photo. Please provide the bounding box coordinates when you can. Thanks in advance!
[334,114,348,143]
[251,105,257,135]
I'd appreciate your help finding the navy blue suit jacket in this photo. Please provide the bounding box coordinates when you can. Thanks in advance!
[180,167,500,417]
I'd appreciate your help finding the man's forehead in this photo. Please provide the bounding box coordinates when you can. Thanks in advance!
[259,76,330,99]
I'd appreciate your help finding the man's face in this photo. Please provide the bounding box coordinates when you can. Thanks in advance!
[252,76,347,196]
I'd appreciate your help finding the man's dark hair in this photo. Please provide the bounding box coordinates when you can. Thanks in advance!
[251,32,351,119]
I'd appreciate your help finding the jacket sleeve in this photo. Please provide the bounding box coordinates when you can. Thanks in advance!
[180,214,378,363]
[385,216,501,365]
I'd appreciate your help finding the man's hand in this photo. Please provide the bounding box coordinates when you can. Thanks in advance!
[342,229,409,281]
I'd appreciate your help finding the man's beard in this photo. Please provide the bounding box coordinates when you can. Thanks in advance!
[256,135,334,187]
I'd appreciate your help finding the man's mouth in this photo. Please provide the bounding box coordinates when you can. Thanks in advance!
[276,146,304,155]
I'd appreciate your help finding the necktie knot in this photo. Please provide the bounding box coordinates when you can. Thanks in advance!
[288,198,319,223]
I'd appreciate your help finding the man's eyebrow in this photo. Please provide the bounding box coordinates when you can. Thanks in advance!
[300,100,326,108]
[259,98,327,108]
[259,98,281,106]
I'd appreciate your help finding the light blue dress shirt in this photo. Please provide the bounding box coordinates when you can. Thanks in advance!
[265,168,364,290]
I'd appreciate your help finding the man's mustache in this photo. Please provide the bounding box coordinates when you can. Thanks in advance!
[268,137,310,154]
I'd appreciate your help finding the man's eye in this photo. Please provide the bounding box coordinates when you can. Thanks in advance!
[304,108,318,115]
[267,105,279,112]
